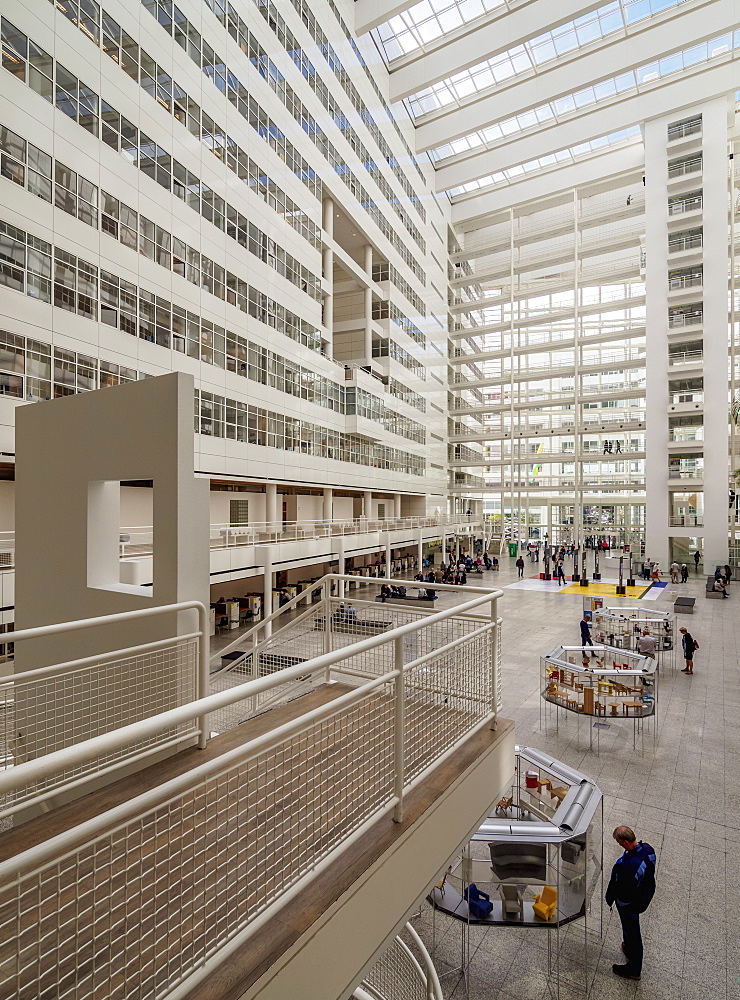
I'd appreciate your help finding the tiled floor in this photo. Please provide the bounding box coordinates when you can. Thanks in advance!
[409,555,739,999]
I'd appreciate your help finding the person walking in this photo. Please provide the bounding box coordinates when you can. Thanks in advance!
[680,563,688,583]
[556,560,566,586]
[679,626,699,673]
[516,555,525,578]
[606,826,656,981]
[693,550,701,573]
[670,561,680,584]
[580,614,595,654]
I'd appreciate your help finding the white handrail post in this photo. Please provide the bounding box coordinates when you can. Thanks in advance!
[393,635,405,823]
[323,578,332,683]
[490,595,499,728]
[197,604,209,748]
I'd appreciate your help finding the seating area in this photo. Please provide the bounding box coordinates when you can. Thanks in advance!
[706,576,729,599]
[374,594,438,605]
[313,616,393,634]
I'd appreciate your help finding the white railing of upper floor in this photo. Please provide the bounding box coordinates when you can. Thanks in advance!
[667,120,702,141]
[668,157,702,179]
[357,922,442,1000]
[0,574,501,1000]
[669,233,703,253]
[0,602,208,818]
[668,273,702,291]
[0,515,485,569]
[668,194,702,215]
[669,349,703,366]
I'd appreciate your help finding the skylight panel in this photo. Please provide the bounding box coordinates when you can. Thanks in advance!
[405,0,692,119]
[374,0,507,63]
[445,125,641,197]
[432,31,735,166]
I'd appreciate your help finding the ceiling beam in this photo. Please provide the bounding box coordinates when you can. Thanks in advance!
[433,59,739,191]
[414,2,730,152]
[451,146,644,228]
[353,0,421,36]
[388,0,603,101]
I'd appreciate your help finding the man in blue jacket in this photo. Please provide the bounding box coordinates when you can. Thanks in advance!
[605,826,656,981]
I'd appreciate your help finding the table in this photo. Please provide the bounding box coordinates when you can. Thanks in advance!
[623,700,643,717]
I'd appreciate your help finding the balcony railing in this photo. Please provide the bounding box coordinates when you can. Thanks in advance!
[668,233,703,253]
[360,922,443,1000]
[668,310,703,327]
[0,574,501,1000]
[668,469,703,479]
[668,157,702,179]
[667,120,702,141]
[668,274,702,291]
[669,391,703,404]
[670,514,703,526]
[668,349,703,366]
[668,195,702,215]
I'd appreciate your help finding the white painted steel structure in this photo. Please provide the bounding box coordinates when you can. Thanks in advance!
[0,577,502,1000]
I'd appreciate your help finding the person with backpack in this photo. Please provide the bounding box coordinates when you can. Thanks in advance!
[679,626,699,673]
[606,826,656,981]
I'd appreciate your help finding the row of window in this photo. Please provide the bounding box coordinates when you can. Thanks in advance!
[0,32,323,302]
[137,0,425,282]
[371,264,425,322]
[0,217,322,351]
[372,338,426,378]
[345,387,425,443]
[32,4,321,204]
[318,0,426,189]
[263,0,425,219]
[245,0,425,244]
[195,391,425,476]
[0,221,427,442]
[32,0,426,285]
[372,300,425,347]
[0,330,140,400]
[387,376,426,414]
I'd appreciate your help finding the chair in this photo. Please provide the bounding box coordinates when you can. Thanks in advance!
[549,786,568,805]
[495,795,513,817]
[499,884,524,921]
[533,885,558,921]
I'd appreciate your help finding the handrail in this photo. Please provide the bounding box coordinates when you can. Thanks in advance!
[0,580,502,802]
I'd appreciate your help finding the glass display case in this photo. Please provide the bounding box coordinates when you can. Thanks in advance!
[429,747,602,930]
[541,643,656,720]
[591,606,675,670]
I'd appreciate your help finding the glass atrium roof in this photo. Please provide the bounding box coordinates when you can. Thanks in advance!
[405,0,691,118]
[446,126,642,197]
[430,30,738,162]
[374,0,509,62]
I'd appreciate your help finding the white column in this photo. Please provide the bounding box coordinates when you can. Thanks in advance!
[259,547,273,639]
[265,483,277,528]
[322,198,334,356]
[364,244,374,362]
[701,99,731,565]
[364,490,372,518]
[337,536,345,599]
[385,534,392,577]
[323,487,333,521]
[644,117,671,568]
[394,493,402,519]
[417,528,424,570]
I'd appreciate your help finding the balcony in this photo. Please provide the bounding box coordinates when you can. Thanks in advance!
[668,273,702,293]
[667,120,702,142]
[667,156,702,181]
[668,194,702,217]
[668,308,703,329]
[668,232,703,254]
[670,514,703,527]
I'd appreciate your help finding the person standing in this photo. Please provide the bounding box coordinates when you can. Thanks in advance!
[516,555,525,578]
[636,628,656,659]
[693,550,701,573]
[606,826,656,981]
[669,561,680,583]
[680,563,688,583]
[679,626,699,673]
[556,560,565,586]
[580,615,595,654]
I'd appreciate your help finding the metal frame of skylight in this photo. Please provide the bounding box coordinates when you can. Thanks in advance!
[405,0,693,119]
[429,29,738,163]
[373,0,511,63]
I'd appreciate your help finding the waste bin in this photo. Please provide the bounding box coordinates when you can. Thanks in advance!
[508,542,518,557]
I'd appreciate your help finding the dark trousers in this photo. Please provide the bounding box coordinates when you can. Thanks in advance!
[582,634,594,648]
[518,566,523,577]
[617,905,643,974]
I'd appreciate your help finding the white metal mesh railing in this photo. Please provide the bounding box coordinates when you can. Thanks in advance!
[0,578,500,1000]
[0,603,207,820]
[361,923,442,1000]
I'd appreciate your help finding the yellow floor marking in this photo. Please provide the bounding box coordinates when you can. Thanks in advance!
[558,582,651,598]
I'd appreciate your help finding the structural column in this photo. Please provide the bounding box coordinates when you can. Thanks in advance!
[337,536,345,599]
[417,528,424,571]
[364,244,374,362]
[257,547,273,639]
[265,483,277,528]
[394,494,402,519]
[364,490,372,519]
[322,197,334,356]
[323,487,333,521]
[385,534,393,577]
